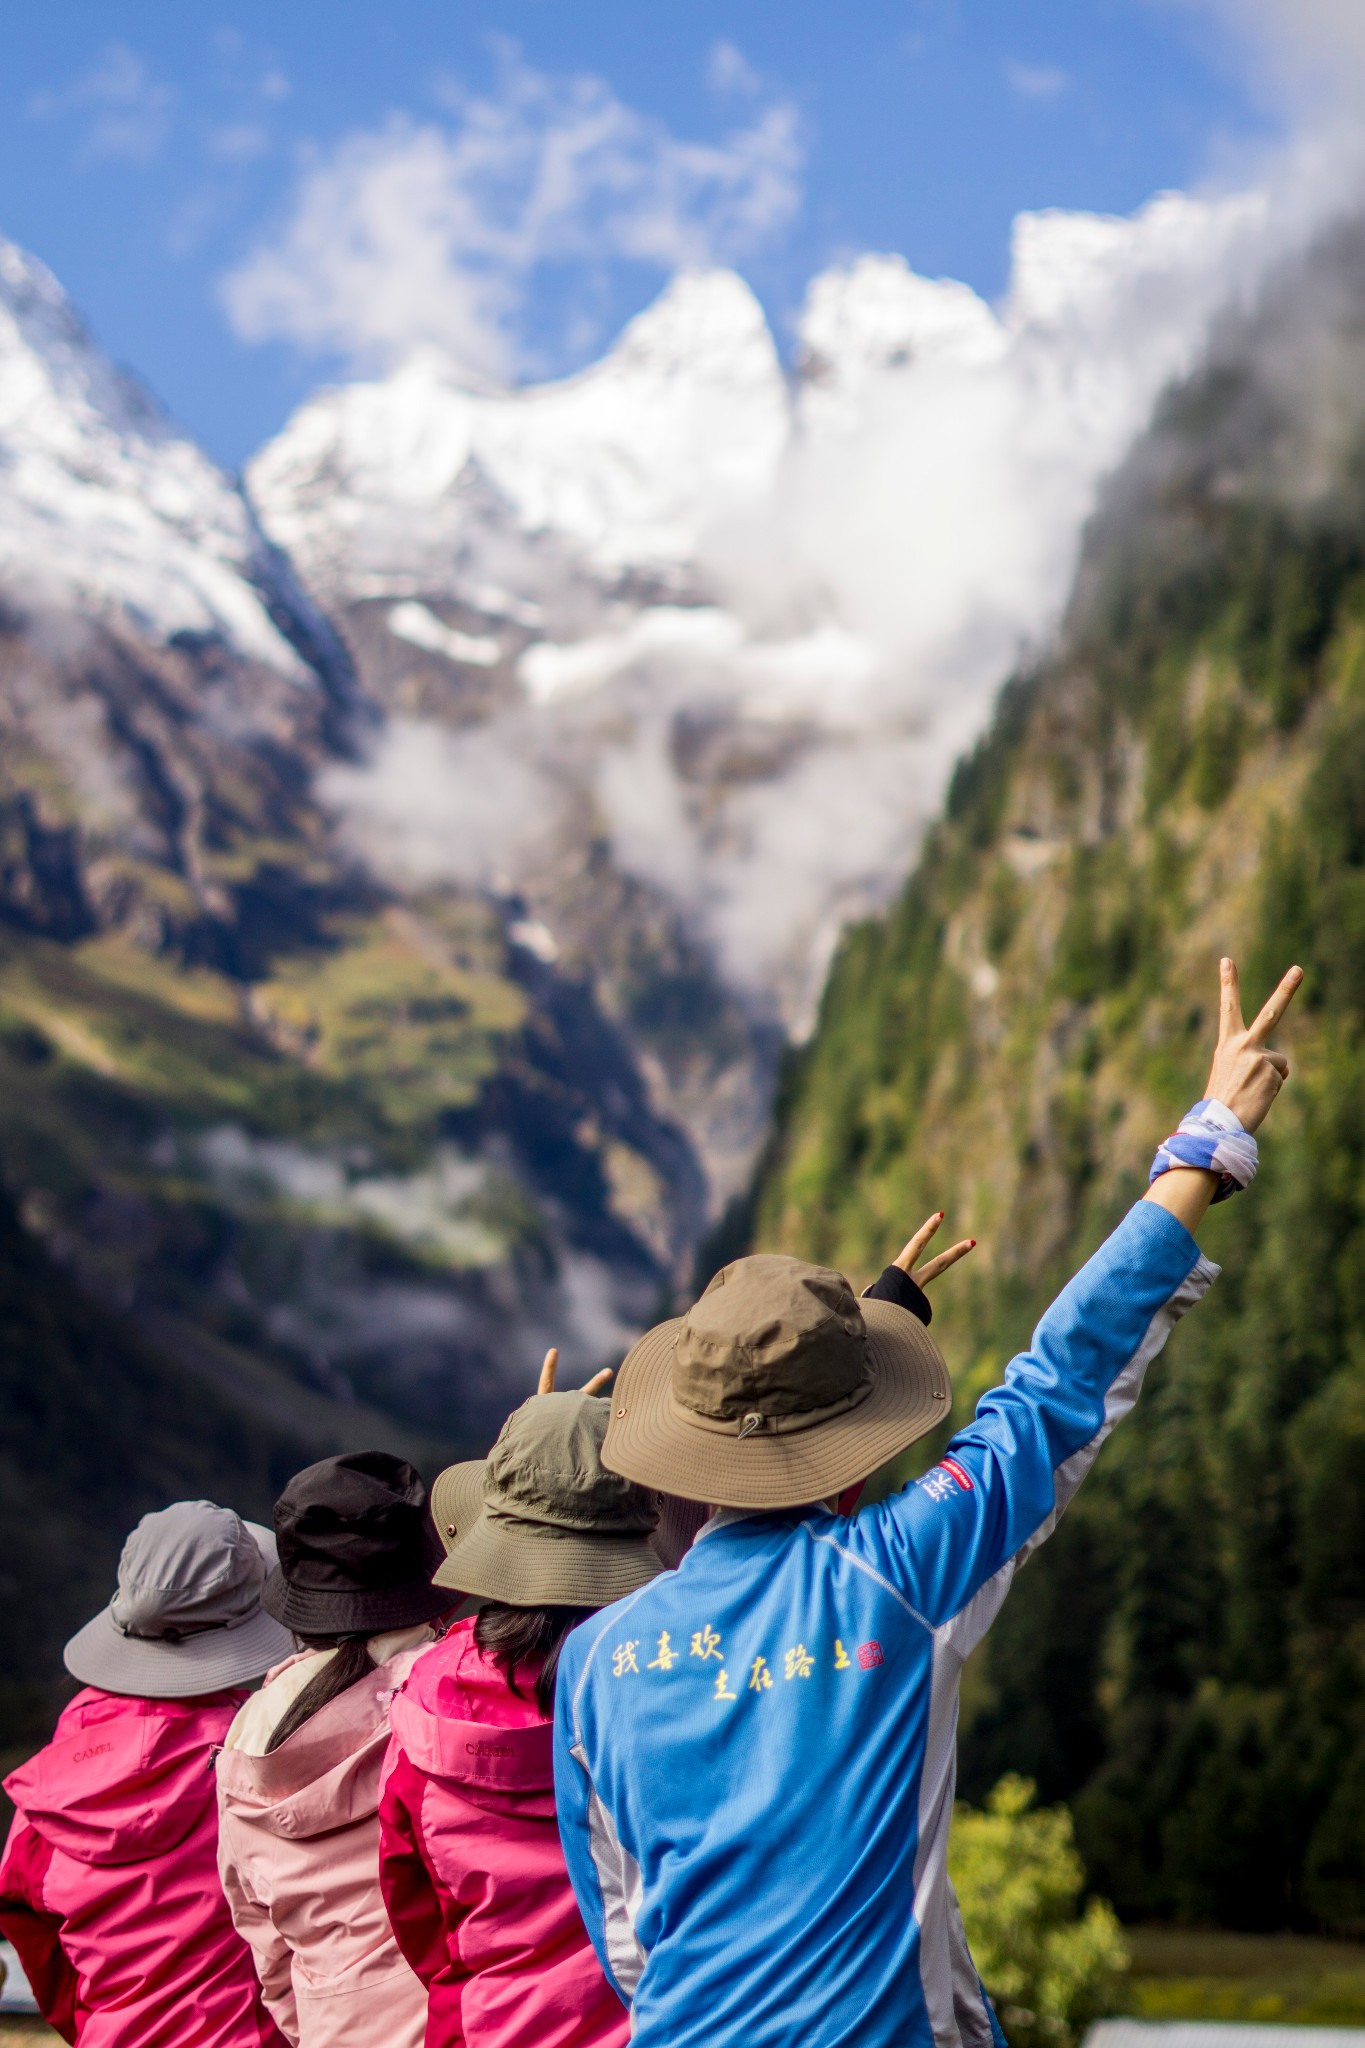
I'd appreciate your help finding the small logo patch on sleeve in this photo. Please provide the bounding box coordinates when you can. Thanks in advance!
[940,1456,974,1492]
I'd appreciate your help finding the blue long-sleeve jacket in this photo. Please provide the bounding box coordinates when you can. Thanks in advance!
[554,1200,1217,2048]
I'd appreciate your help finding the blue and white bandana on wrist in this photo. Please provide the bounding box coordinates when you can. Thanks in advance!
[1149,1098,1257,1204]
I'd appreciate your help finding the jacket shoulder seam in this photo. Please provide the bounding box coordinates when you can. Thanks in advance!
[801,1520,934,1633]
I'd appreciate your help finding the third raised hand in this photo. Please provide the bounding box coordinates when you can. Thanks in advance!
[1207,957,1302,1134]
[536,1346,614,1398]
[892,1210,976,1289]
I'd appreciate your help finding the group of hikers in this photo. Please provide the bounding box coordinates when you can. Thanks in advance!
[0,958,1300,2048]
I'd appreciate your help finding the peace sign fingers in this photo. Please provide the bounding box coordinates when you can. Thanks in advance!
[1248,964,1304,1045]
[535,1346,614,1397]
[1205,958,1302,1134]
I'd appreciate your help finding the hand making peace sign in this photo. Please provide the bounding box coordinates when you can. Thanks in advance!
[536,1347,614,1398]
[1144,955,1302,1233]
[1204,956,1301,1132]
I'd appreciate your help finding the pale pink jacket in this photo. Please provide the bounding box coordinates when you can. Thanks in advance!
[215,1646,429,2048]
[379,1619,628,2048]
[0,1687,284,2048]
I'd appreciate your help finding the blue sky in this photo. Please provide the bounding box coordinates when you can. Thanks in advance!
[0,1,1284,468]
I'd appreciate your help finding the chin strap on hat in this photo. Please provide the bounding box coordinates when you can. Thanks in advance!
[1149,1098,1257,1204]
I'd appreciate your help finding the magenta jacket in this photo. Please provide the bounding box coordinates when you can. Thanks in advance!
[0,1687,285,2048]
[379,1618,627,2048]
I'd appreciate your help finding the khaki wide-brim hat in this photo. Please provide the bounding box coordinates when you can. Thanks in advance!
[601,1257,952,1511]
[431,1393,665,1608]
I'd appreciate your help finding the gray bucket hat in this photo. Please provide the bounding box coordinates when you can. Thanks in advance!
[64,1501,294,1698]
[432,1392,664,1608]
[601,1253,951,1511]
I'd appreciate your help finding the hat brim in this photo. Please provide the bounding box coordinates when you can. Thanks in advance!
[431,1460,486,1557]
[63,1603,294,1699]
[260,1565,454,1636]
[600,1299,952,1510]
[431,1460,663,1608]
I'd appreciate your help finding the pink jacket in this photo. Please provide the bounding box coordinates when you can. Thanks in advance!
[215,1647,429,2048]
[0,1687,285,2048]
[379,1619,627,2048]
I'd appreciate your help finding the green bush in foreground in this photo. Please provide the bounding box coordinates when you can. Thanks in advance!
[950,1775,1129,2048]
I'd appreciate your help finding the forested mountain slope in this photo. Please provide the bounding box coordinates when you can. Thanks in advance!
[757,219,1365,1930]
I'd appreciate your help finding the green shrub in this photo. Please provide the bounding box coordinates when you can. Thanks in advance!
[950,1775,1129,2048]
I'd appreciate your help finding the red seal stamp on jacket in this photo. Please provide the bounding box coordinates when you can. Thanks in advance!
[857,1641,885,1669]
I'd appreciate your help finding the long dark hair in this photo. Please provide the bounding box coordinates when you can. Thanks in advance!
[474,1603,593,1718]
[265,1635,374,1753]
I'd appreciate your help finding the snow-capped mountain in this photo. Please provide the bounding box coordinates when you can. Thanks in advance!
[0,237,343,692]
[248,183,1272,1201]
[0,233,370,960]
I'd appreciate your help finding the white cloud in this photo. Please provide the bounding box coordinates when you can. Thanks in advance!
[29,43,174,165]
[1005,59,1070,100]
[318,717,559,889]
[221,51,802,380]
[206,122,271,165]
[1166,0,1365,118]
[708,40,763,97]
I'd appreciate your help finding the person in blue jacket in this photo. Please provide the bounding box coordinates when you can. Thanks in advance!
[553,958,1301,2048]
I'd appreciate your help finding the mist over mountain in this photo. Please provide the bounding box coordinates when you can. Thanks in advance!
[250,183,1266,1048]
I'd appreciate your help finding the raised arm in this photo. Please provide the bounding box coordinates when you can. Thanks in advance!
[858,957,1300,1651]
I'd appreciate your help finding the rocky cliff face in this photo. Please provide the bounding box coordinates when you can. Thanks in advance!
[0,234,699,1479]
[757,218,1365,1930]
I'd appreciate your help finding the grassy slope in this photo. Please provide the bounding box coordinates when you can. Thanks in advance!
[0,908,526,1754]
[757,316,1365,1927]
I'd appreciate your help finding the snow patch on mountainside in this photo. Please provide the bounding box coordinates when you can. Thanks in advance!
[0,236,325,681]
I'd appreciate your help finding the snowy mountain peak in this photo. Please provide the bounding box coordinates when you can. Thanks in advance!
[249,267,790,602]
[602,267,779,384]
[0,238,168,449]
[797,253,1005,423]
[0,230,327,681]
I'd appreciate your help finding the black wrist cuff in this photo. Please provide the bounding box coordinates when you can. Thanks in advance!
[861,1264,932,1326]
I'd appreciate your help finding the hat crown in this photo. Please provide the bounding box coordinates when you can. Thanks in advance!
[273,1451,440,1595]
[110,1501,263,1643]
[485,1394,658,1535]
[673,1255,870,1423]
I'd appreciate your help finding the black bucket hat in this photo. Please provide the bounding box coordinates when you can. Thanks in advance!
[263,1451,452,1635]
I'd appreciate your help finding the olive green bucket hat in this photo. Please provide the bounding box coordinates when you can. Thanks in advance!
[432,1392,664,1607]
[601,1253,951,1511]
